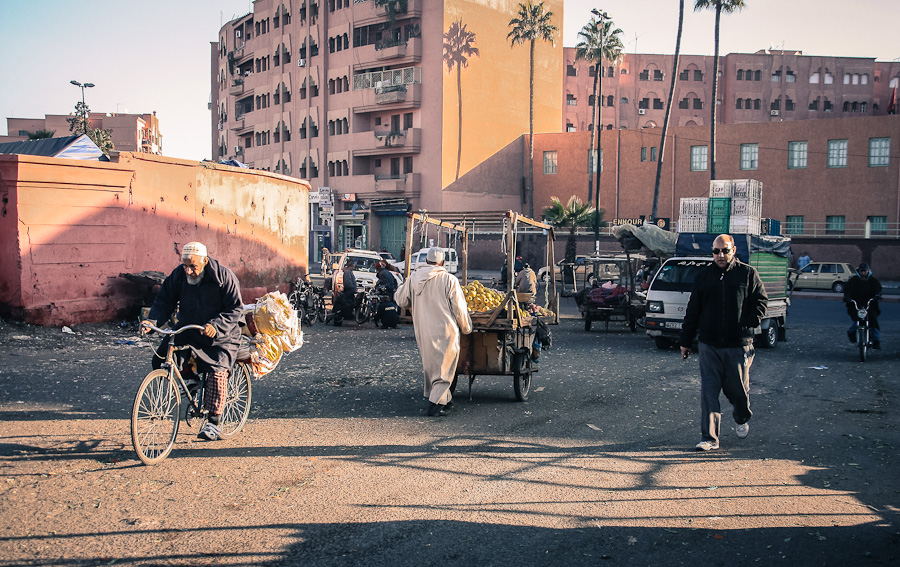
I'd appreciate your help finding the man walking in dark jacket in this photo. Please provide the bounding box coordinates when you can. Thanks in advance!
[679,234,768,451]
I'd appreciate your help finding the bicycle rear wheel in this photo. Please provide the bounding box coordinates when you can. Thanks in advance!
[219,362,252,437]
[131,369,181,465]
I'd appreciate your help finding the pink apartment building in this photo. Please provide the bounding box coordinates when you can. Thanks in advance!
[211,0,564,261]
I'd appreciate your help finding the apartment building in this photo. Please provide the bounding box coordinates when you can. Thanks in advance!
[1,113,163,154]
[564,48,900,133]
[211,0,563,258]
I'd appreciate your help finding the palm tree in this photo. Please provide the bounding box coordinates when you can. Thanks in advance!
[575,13,623,205]
[651,0,685,220]
[695,0,746,181]
[542,195,600,263]
[443,20,479,181]
[508,1,558,219]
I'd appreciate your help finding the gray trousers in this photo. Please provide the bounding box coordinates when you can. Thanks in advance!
[698,343,754,444]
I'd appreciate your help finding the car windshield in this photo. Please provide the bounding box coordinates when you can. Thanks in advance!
[651,259,713,292]
[349,255,379,273]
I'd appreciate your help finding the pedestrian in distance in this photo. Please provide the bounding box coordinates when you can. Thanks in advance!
[679,234,768,451]
[140,241,244,442]
[798,251,811,270]
[394,248,473,417]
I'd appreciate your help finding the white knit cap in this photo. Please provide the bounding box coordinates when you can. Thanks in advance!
[426,247,444,263]
[181,242,208,258]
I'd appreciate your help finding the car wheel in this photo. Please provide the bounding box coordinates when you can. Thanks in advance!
[832,281,845,294]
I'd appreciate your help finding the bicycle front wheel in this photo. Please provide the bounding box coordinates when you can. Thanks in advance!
[131,369,181,465]
[219,362,252,437]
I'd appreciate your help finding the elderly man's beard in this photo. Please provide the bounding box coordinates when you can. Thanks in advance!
[186,272,204,286]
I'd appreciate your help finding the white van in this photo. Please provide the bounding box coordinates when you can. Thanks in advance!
[408,248,459,274]
[644,257,713,349]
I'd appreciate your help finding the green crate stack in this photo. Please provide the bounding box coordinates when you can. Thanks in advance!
[750,252,788,299]
[706,197,731,234]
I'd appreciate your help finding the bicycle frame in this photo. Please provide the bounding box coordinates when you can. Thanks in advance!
[160,343,205,419]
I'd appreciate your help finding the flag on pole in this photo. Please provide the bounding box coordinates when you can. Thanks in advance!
[889,87,897,115]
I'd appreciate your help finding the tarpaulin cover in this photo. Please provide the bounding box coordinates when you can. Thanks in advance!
[0,134,104,160]
[675,233,792,263]
[612,223,678,257]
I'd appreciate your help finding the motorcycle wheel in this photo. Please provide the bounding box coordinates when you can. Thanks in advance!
[296,304,308,326]
[355,302,370,324]
[858,325,867,362]
[316,298,327,322]
[303,301,316,326]
[288,291,301,311]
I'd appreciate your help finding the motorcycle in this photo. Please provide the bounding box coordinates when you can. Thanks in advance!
[849,297,878,362]
[289,279,327,326]
[354,281,379,324]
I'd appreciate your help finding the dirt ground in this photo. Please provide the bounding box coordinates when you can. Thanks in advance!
[0,303,898,566]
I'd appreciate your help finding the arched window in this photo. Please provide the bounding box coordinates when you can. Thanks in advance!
[736,98,743,109]
[737,69,744,80]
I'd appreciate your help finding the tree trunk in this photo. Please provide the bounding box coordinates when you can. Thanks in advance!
[528,39,535,219]
[456,64,462,181]
[710,6,721,181]
[588,64,600,203]
[651,0,684,220]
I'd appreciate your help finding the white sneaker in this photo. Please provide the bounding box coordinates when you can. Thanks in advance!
[695,440,718,451]
[735,423,749,439]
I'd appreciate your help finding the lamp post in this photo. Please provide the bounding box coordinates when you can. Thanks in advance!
[70,80,94,134]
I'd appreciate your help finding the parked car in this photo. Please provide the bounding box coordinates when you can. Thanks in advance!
[789,261,854,293]
[408,247,459,274]
[330,249,385,292]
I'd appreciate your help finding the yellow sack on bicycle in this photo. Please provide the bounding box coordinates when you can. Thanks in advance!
[251,291,303,354]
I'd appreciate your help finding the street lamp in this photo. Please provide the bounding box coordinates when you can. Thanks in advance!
[70,80,94,134]
[593,11,610,254]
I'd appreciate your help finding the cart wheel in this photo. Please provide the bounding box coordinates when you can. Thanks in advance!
[513,353,531,402]
[584,316,592,332]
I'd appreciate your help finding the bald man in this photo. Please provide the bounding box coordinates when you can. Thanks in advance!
[679,234,768,451]
[141,241,244,441]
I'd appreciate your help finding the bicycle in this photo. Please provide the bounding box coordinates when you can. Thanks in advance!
[131,324,252,465]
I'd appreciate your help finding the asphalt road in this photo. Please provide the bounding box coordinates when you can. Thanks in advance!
[0,297,898,566]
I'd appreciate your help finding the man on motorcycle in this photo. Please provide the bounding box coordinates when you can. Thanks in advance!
[843,262,882,349]
[141,242,244,441]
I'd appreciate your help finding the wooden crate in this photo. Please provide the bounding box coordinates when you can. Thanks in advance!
[458,331,508,374]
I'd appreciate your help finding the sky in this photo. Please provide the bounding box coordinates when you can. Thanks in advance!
[1,0,898,162]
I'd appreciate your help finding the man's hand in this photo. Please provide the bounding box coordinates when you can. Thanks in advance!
[139,320,154,336]
[680,346,691,360]
[202,323,217,338]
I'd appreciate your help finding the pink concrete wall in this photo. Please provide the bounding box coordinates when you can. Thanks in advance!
[0,152,310,325]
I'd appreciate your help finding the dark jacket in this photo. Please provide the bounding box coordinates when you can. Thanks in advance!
[679,259,768,348]
[148,257,244,370]
[376,267,398,293]
[844,274,882,320]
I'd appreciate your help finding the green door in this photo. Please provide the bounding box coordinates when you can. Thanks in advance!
[379,215,406,258]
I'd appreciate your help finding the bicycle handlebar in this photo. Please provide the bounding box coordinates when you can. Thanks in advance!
[141,323,206,336]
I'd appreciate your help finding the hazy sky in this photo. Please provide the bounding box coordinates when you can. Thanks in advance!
[2,0,897,162]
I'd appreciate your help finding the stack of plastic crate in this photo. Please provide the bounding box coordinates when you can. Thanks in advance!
[729,179,762,235]
[678,197,709,233]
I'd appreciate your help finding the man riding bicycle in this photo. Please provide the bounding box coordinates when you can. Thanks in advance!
[140,241,244,441]
[844,262,882,349]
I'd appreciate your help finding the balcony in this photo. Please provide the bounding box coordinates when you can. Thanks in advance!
[375,173,420,194]
[352,128,421,156]
[229,78,245,96]
[354,37,421,69]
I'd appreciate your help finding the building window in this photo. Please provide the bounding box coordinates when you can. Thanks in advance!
[566,64,577,77]
[827,139,848,168]
[785,98,795,111]
[810,71,820,84]
[754,70,762,81]
[680,69,690,81]
[566,94,577,106]
[543,151,558,174]
[650,147,658,162]
[607,95,614,107]
[771,69,781,82]
[826,215,845,235]
[690,145,708,171]
[869,137,890,167]
[809,98,819,111]
[868,216,888,235]
[786,70,796,83]
[736,98,743,110]
[788,141,808,169]
[679,98,689,109]
[620,97,628,105]
[653,69,664,81]
[824,99,833,112]
[824,72,834,84]
[653,98,664,110]
[588,95,596,106]
[754,99,761,110]
[737,69,744,80]
[639,98,649,109]
[639,70,649,81]
[693,98,703,110]
[784,215,804,235]
[641,147,647,162]
[694,70,703,81]
[567,123,576,132]
[740,143,759,170]
[404,156,413,174]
